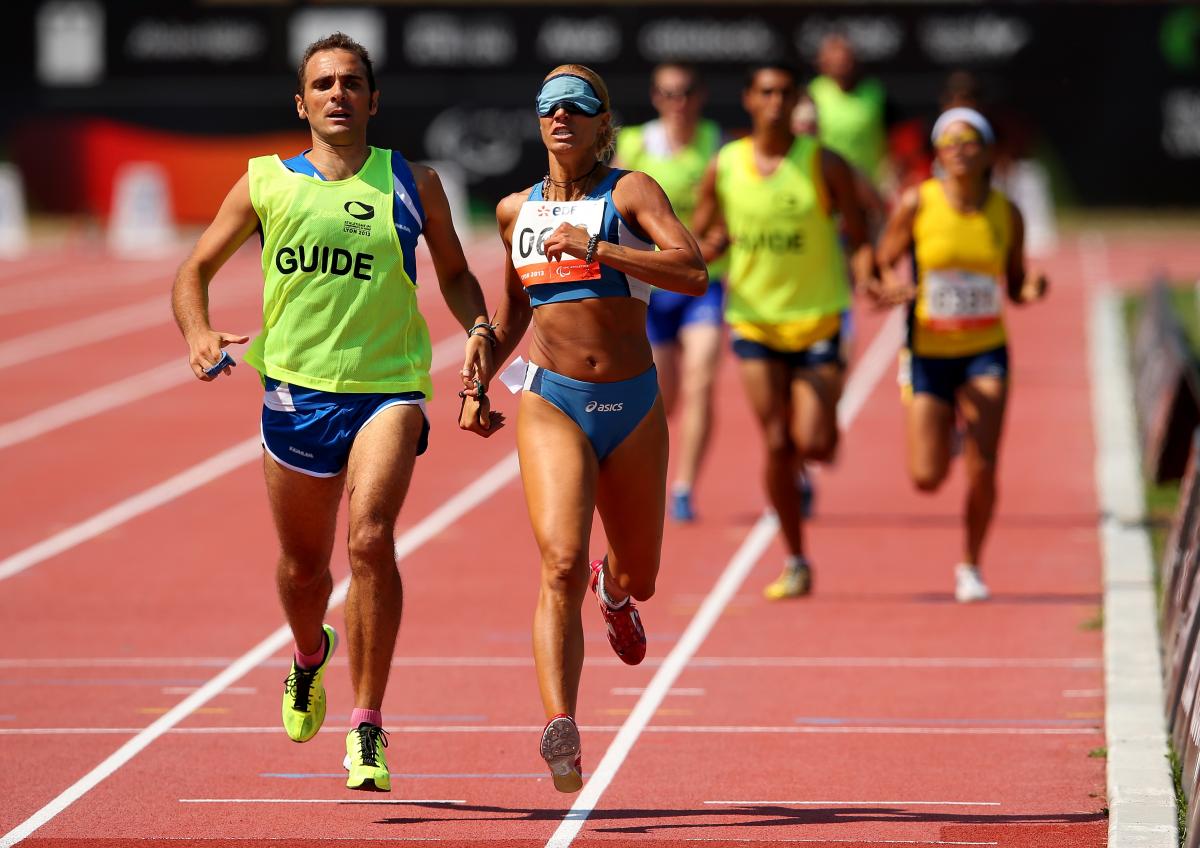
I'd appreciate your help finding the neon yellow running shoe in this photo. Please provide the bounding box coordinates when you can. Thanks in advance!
[763,562,813,600]
[344,723,390,791]
[281,624,337,743]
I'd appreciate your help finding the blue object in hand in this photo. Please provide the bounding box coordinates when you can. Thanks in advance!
[204,350,236,378]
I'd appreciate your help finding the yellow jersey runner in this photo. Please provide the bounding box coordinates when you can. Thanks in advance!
[245,146,433,396]
[715,134,850,351]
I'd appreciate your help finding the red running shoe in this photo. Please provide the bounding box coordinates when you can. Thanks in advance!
[539,714,582,793]
[589,559,647,666]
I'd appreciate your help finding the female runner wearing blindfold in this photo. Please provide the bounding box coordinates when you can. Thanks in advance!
[460,65,706,792]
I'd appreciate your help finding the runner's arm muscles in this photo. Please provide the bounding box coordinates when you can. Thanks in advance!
[872,186,920,305]
[691,158,729,264]
[601,170,707,295]
[1005,201,1047,305]
[821,148,875,289]
[414,164,494,387]
[413,165,489,330]
[876,186,918,268]
[1005,202,1026,302]
[488,192,535,368]
[171,173,257,377]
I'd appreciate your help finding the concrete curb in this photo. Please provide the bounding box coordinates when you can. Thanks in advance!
[1089,289,1179,846]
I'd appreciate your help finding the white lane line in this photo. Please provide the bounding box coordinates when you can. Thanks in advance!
[687,656,1102,669]
[1063,688,1104,698]
[611,687,705,696]
[0,438,261,582]
[0,262,178,317]
[0,359,191,450]
[704,800,999,807]
[0,451,521,848]
[0,294,224,370]
[179,799,465,805]
[0,724,1099,737]
[160,686,256,696]
[679,839,997,846]
[0,253,507,450]
[0,333,468,582]
[544,309,904,848]
[0,655,1102,669]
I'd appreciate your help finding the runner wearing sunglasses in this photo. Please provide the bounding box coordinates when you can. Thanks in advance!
[462,64,706,792]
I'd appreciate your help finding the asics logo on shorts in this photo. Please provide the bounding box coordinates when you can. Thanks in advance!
[585,400,624,413]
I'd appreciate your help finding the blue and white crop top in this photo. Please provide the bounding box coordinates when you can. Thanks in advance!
[510,169,653,307]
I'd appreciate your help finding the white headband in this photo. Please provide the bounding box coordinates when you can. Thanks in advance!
[931,107,994,145]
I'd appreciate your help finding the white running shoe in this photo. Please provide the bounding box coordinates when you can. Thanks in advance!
[954,564,990,603]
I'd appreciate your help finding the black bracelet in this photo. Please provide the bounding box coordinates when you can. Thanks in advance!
[584,233,601,264]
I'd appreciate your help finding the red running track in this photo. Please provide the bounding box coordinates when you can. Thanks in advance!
[2,225,1178,846]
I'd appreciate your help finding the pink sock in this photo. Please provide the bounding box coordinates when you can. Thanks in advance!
[294,633,327,670]
[351,708,383,728]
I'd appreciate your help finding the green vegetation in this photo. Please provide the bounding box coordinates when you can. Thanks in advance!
[1171,745,1188,842]
[1088,746,1108,759]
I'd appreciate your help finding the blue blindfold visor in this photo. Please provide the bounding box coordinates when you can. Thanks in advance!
[536,74,604,118]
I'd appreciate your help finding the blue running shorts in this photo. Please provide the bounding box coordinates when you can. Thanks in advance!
[261,378,429,477]
[900,345,1009,405]
[645,279,724,346]
[524,364,659,461]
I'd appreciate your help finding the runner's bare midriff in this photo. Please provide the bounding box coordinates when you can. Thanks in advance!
[529,298,652,381]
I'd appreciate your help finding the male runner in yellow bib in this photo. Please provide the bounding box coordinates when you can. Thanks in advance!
[695,62,876,599]
[171,33,495,791]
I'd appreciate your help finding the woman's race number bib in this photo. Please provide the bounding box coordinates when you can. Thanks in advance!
[922,269,1002,331]
[512,200,604,284]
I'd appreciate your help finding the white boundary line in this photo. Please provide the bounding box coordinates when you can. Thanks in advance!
[676,840,996,846]
[0,255,508,450]
[0,654,1102,669]
[0,359,189,450]
[0,333,466,582]
[0,724,1097,737]
[703,800,999,806]
[0,262,177,317]
[178,798,465,805]
[1086,241,1177,846]
[0,293,249,370]
[544,309,903,848]
[0,452,520,848]
[0,438,262,582]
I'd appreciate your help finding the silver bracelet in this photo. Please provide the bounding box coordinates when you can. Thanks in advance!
[584,234,601,264]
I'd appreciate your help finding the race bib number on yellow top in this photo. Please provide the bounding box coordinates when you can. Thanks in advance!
[512,200,605,285]
[922,269,1002,330]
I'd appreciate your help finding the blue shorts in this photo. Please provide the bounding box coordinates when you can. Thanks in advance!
[646,279,724,346]
[260,378,429,478]
[902,345,1009,405]
[731,331,845,371]
[524,363,659,461]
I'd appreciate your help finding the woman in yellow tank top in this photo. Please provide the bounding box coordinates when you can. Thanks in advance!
[875,108,1048,603]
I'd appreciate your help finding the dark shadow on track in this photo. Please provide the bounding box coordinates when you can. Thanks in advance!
[372,801,1107,833]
